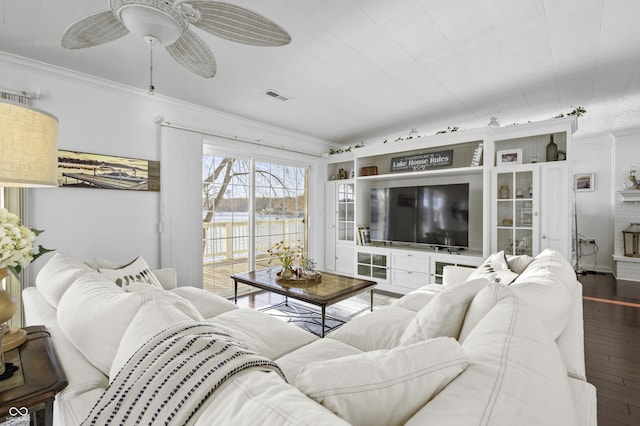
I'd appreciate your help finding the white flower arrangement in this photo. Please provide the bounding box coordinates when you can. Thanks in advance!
[0,208,52,277]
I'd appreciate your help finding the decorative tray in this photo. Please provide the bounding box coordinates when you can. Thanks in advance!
[276,271,322,286]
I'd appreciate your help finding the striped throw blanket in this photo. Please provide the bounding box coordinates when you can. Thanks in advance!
[82,322,285,426]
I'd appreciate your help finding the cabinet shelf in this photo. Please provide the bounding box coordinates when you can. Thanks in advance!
[357,165,483,181]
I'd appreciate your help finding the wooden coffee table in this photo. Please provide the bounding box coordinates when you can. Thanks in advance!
[231,270,377,337]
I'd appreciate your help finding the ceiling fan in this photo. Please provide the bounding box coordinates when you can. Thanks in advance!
[61,0,291,93]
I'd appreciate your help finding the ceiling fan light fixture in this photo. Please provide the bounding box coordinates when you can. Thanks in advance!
[112,0,187,45]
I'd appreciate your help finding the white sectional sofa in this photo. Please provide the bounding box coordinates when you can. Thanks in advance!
[22,249,596,425]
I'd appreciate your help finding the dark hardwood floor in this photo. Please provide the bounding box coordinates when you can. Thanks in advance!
[579,272,640,426]
[237,272,640,425]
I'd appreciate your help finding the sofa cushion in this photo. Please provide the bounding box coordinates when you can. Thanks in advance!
[513,249,576,294]
[109,299,195,381]
[57,271,148,375]
[121,282,205,321]
[99,256,163,289]
[207,308,318,360]
[35,253,92,308]
[405,297,579,426]
[391,284,442,311]
[296,337,468,426]
[327,306,416,351]
[459,270,572,342]
[400,278,489,344]
[191,370,350,425]
[170,286,238,319]
[276,338,363,384]
[467,251,518,284]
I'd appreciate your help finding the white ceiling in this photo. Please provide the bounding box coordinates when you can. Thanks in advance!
[2,0,640,145]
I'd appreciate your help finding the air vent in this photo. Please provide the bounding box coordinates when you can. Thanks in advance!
[265,89,292,102]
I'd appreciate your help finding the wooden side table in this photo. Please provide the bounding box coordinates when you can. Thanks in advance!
[0,326,67,426]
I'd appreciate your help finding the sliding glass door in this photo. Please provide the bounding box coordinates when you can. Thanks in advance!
[202,152,308,297]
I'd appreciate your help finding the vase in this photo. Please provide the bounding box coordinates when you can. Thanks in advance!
[546,135,558,161]
[0,267,8,281]
[280,267,294,279]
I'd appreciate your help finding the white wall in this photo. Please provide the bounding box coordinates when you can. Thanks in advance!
[570,133,614,273]
[1,53,331,282]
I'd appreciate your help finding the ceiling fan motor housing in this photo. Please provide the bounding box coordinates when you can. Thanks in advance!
[111,0,188,45]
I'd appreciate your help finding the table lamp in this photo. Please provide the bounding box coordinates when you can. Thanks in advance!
[0,94,59,379]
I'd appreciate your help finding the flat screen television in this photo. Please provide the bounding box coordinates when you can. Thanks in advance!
[370,183,469,248]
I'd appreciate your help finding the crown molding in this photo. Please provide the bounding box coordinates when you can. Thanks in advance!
[0,52,334,155]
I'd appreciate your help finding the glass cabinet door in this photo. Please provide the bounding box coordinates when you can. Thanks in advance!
[495,168,536,256]
[337,182,354,242]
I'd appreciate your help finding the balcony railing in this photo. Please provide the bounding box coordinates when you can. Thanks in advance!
[202,218,305,263]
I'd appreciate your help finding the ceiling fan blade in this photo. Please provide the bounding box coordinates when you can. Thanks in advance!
[166,30,217,78]
[61,10,128,49]
[189,1,291,46]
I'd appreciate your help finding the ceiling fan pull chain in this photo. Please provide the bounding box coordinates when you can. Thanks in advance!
[148,37,155,95]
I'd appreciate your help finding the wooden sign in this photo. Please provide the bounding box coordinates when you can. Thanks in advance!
[390,150,453,172]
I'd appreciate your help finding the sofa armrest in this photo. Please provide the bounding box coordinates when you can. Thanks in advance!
[442,265,475,286]
[152,268,178,290]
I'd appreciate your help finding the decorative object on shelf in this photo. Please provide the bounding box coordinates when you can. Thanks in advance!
[501,218,513,227]
[470,143,483,166]
[435,126,460,134]
[557,150,566,161]
[496,149,522,166]
[337,168,349,179]
[360,164,378,176]
[390,150,453,172]
[328,142,364,155]
[531,154,538,163]
[528,184,533,197]
[357,226,371,245]
[516,189,524,198]
[574,173,594,192]
[487,116,500,128]
[622,223,640,258]
[553,106,587,119]
[546,134,558,161]
[623,166,639,190]
[498,185,511,199]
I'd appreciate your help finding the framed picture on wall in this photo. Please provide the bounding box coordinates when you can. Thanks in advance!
[496,149,522,167]
[574,173,594,192]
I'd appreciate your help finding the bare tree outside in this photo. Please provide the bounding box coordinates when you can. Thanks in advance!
[202,154,307,296]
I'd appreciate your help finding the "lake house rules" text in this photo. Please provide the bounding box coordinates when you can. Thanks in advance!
[390,150,453,172]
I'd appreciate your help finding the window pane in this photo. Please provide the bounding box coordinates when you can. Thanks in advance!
[203,154,307,296]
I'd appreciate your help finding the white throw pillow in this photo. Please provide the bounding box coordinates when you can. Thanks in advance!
[84,257,121,270]
[406,297,579,426]
[123,283,204,321]
[109,299,194,381]
[35,253,92,308]
[169,287,238,319]
[467,251,518,284]
[506,254,535,274]
[296,337,467,426]
[57,271,147,375]
[400,278,489,344]
[99,256,163,289]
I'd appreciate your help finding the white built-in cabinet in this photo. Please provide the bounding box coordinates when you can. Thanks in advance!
[324,117,576,294]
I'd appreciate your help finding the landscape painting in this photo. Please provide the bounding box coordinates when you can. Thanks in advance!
[58,150,160,191]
